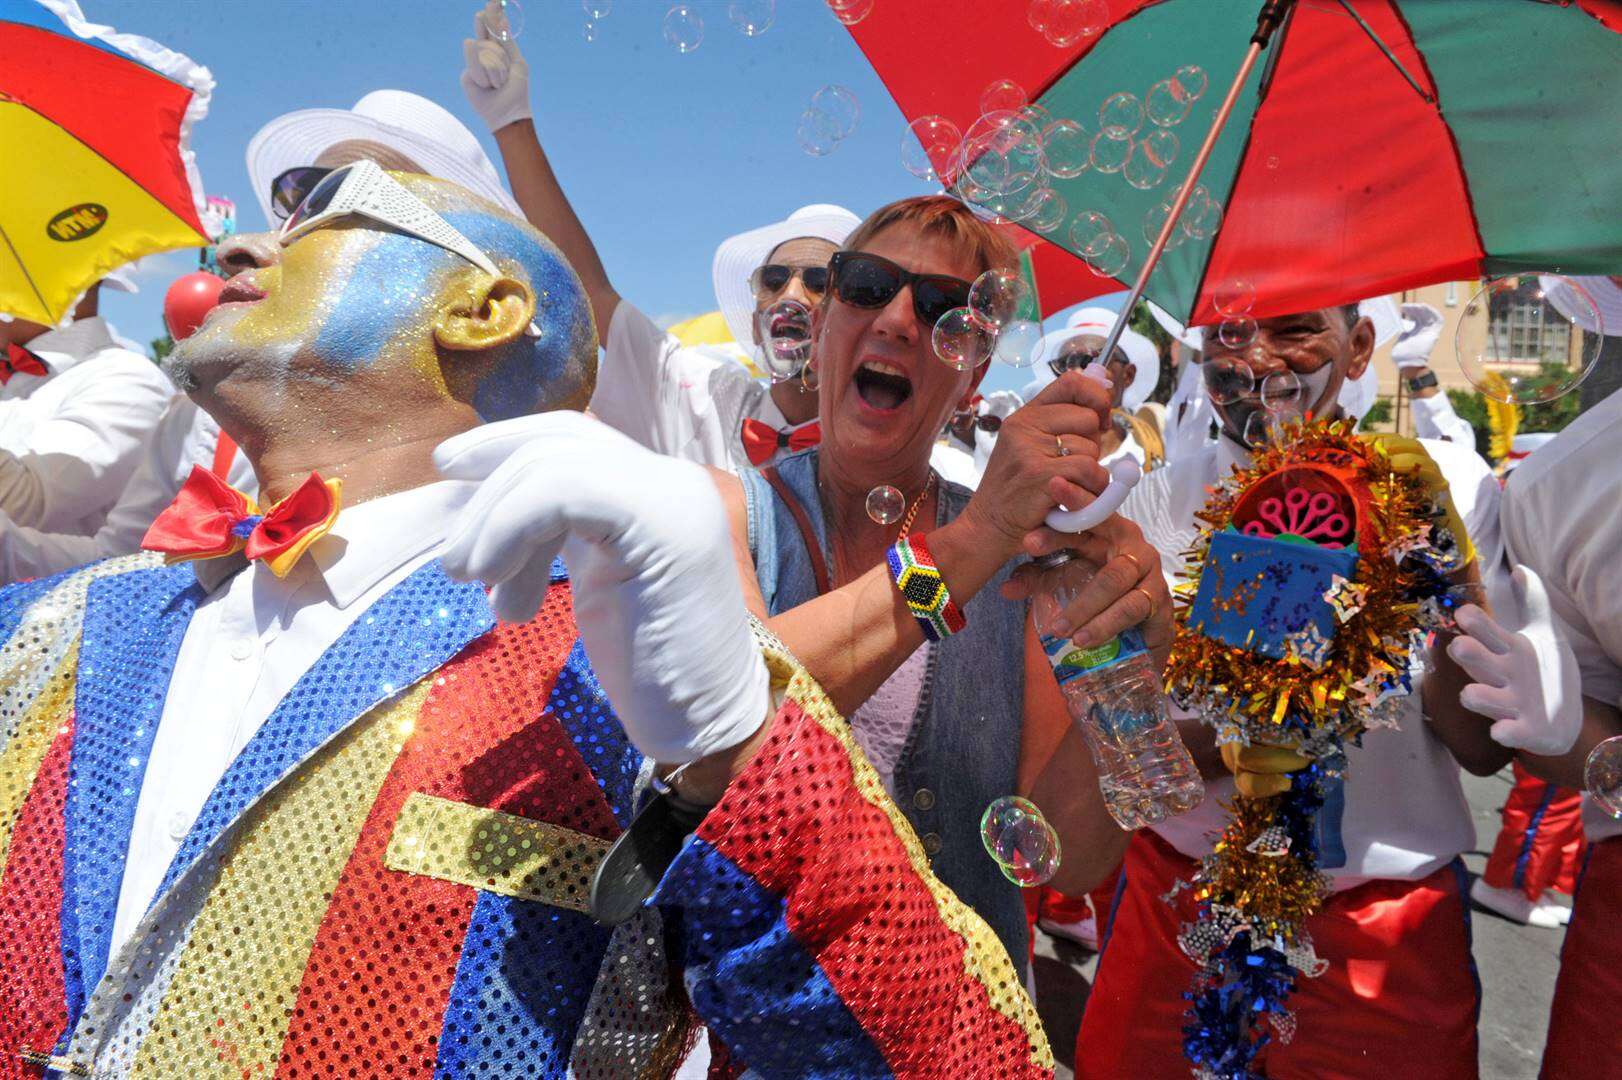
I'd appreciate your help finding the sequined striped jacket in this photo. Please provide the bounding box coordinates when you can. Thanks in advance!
[0,554,1052,1079]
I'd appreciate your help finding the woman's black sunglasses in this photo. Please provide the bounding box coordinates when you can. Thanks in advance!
[270,165,335,221]
[828,251,972,327]
[751,264,830,301]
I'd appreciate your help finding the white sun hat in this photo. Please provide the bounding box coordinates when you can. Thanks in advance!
[1022,306,1160,411]
[713,204,861,356]
[245,89,519,228]
[1540,275,1622,337]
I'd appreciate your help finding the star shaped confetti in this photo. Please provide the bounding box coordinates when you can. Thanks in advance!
[1284,623,1333,669]
[1385,532,1429,564]
[1322,575,1368,624]
[1245,826,1292,858]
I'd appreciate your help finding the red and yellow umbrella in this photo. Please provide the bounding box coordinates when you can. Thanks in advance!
[0,0,212,324]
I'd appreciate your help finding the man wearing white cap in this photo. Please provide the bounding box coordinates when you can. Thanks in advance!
[459,2,858,472]
[0,275,172,540]
[1021,306,1162,469]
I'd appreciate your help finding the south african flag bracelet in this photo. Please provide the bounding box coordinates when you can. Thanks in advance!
[887,533,967,642]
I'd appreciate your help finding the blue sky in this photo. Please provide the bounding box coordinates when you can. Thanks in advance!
[81,0,1110,396]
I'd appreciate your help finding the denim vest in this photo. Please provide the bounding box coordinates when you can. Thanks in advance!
[740,449,1029,971]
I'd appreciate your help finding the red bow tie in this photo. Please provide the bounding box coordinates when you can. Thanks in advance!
[1,343,49,385]
[741,419,821,466]
[142,466,342,579]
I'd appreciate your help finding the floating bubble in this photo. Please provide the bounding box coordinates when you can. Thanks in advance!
[969,269,1031,331]
[1213,278,1257,317]
[1087,233,1131,279]
[582,18,597,41]
[827,0,873,25]
[995,319,1045,368]
[663,3,703,52]
[980,78,1028,117]
[728,0,774,35]
[1143,200,1185,249]
[1025,187,1069,234]
[980,796,1062,887]
[901,115,961,181]
[866,485,906,525]
[1261,369,1304,417]
[583,0,611,16]
[1041,119,1090,179]
[1067,210,1115,259]
[1040,0,1109,47]
[1585,736,1622,818]
[1176,64,1209,101]
[1203,354,1255,406]
[1145,78,1193,128]
[812,85,860,138]
[961,112,1045,196]
[1455,274,1606,404]
[1141,128,1179,169]
[493,0,525,40]
[757,299,812,379]
[1122,149,1166,190]
[1018,103,1052,130]
[1088,129,1133,174]
[1242,409,1281,450]
[1181,189,1224,240]
[933,306,997,370]
[1099,92,1144,138]
[796,109,842,156]
[1217,317,1259,350]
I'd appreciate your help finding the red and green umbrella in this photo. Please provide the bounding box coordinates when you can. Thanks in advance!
[849,0,1622,330]
[0,0,212,324]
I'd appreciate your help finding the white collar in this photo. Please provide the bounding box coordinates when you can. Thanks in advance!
[301,480,476,610]
[22,316,118,375]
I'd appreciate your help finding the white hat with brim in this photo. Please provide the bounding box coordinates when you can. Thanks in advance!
[713,204,861,357]
[1541,275,1622,337]
[1023,306,1159,411]
[245,89,520,228]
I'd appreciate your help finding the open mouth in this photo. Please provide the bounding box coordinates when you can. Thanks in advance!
[216,277,268,307]
[854,359,914,412]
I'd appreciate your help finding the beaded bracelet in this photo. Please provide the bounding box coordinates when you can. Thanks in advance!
[886,533,967,642]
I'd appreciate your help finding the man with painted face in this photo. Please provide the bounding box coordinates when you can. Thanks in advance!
[1075,303,1510,1079]
[0,169,1057,1077]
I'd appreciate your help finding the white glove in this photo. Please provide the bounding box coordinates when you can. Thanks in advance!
[1392,302,1444,371]
[1446,566,1583,755]
[436,412,771,764]
[460,0,532,132]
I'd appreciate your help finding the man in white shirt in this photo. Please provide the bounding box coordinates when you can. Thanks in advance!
[458,1,856,473]
[1077,302,1508,1080]
[0,281,172,537]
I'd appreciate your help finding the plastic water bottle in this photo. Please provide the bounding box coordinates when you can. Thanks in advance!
[1031,550,1204,830]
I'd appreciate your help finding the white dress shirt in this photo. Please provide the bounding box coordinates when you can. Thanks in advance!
[0,317,172,534]
[111,480,475,955]
[1499,388,1622,841]
[0,397,256,584]
[1410,392,1478,448]
[1122,432,1505,890]
[589,301,801,473]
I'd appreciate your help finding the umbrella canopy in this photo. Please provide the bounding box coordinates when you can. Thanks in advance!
[851,0,1622,327]
[0,0,212,324]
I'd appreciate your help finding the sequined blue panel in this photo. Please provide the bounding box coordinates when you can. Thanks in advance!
[434,891,610,1078]
[549,640,640,829]
[654,836,892,1079]
[59,565,200,1026]
[152,562,494,904]
[0,567,77,644]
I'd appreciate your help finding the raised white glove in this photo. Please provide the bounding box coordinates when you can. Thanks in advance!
[1447,566,1583,755]
[1392,302,1444,371]
[436,412,771,764]
[460,0,532,132]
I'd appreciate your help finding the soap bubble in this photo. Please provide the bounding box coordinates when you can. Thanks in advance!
[1261,369,1304,417]
[1585,736,1622,818]
[1089,129,1133,174]
[729,0,774,35]
[1203,354,1255,406]
[901,115,961,182]
[1036,0,1110,47]
[663,4,703,52]
[758,299,812,379]
[980,796,1061,887]
[969,269,1031,331]
[827,0,873,25]
[1176,64,1209,101]
[1217,317,1259,350]
[961,112,1045,196]
[796,109,842,156]
[492,0,525,40]
[1067,210,1115,258]
[1213,278,1257,317]
[995,319,1044,368]
[980,78,1028,117]
[1143,200,1185,249]
[933,306,997,370]
[1180,185,1224,240]
[1145,78,1193,127]
[1025,187,1069,234]
[1123,149,1166,190]
[866,485,905,525]
[1018,103,1052,130]
[1242,410,1281,450]
[582,18,597,41]
[1041,119,1091,179]
[1086,233,1131,279]
[812,85,860,138]
[1141,128,1179,169]
[583,0,611,16]
[1098,92,1144,138]
[1455,274,1605,404]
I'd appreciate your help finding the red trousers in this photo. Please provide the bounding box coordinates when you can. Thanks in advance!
[1541,836,1622,1079]
[1482,761,1586,901]
[1077,831,1480,1079]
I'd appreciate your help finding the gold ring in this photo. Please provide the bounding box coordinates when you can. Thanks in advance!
[1118,550,1143,574]
[1132,585,1157,617]
[1055,434,1072,457]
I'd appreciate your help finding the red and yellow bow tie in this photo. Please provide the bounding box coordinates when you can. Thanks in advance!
[142,466,342,579]
[1,342,49,384]
[740,418,821,466]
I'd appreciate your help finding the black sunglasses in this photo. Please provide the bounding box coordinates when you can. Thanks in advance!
[751,263,831,302]
[270,165,335,221]
[948,410,1004,446]
[1045,342,1128,381]
[828,251,972,327]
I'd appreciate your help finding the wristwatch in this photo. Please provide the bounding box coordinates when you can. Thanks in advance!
[1406,371,1439,392]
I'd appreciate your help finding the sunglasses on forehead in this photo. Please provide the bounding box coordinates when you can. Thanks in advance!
[750,263,830,302]
[827,251,972,327]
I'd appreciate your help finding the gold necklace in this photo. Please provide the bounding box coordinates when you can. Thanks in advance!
[896,472,936,539]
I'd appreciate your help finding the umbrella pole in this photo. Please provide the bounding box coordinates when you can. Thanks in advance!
[1096,0,1296,364]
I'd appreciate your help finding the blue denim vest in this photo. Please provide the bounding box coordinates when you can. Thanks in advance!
[740,449,1029,972]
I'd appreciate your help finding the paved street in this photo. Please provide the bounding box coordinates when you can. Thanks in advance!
[1035,767,1568,1079]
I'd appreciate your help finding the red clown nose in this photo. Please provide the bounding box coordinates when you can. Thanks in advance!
[163,271,227,340]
